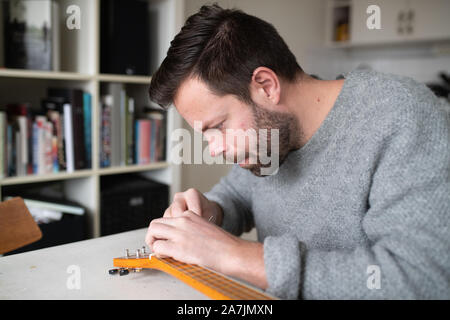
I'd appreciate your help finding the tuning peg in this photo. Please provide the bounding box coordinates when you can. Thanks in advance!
[136,249,141,258]
[119,268,129,276]
[125,249,130,259]
[108,268,119,275]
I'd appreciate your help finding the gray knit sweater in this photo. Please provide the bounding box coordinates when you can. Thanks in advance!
[204,69,450,300]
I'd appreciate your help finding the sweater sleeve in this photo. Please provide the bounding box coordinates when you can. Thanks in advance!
[263,97,450,299]
[204,165,255,236]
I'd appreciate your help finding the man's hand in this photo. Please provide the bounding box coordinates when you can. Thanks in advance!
[145,210,239,274]
[145,210,268,290]
[163,188,223,225]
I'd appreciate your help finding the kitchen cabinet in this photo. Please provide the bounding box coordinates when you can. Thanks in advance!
[350,0,408,44]
[327,0,450,46]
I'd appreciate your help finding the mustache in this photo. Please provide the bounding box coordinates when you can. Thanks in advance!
[222,149,274,164]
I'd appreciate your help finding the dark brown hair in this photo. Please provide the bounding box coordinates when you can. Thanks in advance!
[148,4,303,109]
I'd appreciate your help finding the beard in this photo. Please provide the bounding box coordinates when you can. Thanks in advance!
[234,103,302,177]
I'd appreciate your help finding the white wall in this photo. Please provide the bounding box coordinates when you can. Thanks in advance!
[320,44,450,83]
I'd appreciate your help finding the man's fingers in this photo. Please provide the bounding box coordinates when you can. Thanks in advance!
[181,210,202,221]
[168,189,205,218]
[184,189,202,216]
[152,239,175,259]
[152,215,191,228]
[163,206,172,218]
[171,197,187,216]
[145,221,176,249]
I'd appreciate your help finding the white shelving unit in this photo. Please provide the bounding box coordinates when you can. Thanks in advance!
[0,0,185,238]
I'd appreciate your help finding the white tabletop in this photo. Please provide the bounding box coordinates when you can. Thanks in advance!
[0,228,208,299]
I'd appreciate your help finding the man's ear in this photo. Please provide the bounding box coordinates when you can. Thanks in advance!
[250,67,281,108]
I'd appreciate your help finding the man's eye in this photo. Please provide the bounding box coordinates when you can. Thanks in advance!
[213,122,224,130]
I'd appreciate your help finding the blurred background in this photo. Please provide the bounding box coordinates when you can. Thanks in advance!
[0,0,449,252]
[182,0,450,193]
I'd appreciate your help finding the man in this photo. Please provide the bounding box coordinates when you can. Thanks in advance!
[145,5,450,299]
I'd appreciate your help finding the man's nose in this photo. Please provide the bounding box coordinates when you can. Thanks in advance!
[205,132,226,157]
[208,139,225,157]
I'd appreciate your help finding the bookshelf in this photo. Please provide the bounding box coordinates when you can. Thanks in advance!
[0,0,185,238]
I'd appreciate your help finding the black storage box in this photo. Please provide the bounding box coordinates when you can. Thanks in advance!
[5,212,86,256]
[100,174,169,236]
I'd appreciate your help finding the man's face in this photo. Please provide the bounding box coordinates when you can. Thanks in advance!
[174,77,297,176]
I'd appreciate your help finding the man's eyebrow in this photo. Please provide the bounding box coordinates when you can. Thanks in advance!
[200,114,226,133]
[201,121,211,133]
[201,118,220,132]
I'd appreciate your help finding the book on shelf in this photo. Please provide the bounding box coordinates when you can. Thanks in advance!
[135,119,151,164]
[48,88,91,171]
[99,89,167,168]
[120,89,127,166]
[16,112,28,176]
[134,108,167,165]
[63,102,74,173]
[4,103,31,177]
[43,119,53,173]
[102,83,124,167]
[83,92,92,168]
[0,111,5,179]
[5,117,15,176]
[2,0,60,71]
[126,97,135,165]
[101,84,138,167]
[141,106,167,163]
[150,117,156,163]
[100,95,112,168]
[32,115,46,175]
[42,97,66,172]
[0,89,92,179]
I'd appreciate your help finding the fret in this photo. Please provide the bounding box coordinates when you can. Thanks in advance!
[161,258,269,300]
[158,258,270,300]
[161,259,244,297]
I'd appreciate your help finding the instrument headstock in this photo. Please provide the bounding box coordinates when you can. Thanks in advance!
[110,247,160,275]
